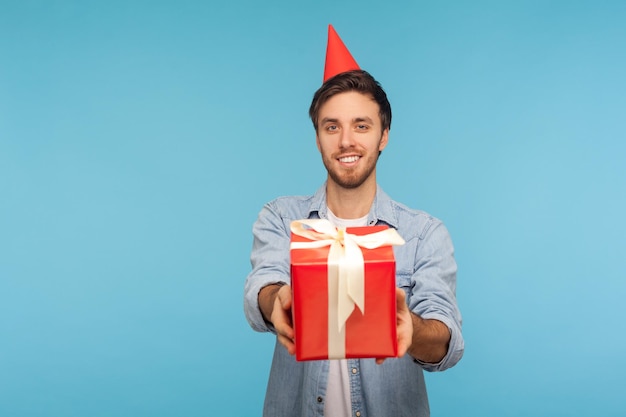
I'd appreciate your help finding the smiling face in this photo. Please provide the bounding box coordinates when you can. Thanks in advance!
[316,91,389,190]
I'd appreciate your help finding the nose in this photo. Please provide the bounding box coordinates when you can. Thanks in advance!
[339,129,356,149]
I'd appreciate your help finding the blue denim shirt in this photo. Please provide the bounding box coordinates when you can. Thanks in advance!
[244,184,464,417]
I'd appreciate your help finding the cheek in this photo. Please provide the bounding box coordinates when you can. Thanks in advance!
[317,139,334,155]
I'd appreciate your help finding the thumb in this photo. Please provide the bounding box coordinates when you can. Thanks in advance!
[396,287,408,310]
[278,285,292,310]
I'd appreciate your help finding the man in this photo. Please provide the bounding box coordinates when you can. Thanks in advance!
[244,25,463,417]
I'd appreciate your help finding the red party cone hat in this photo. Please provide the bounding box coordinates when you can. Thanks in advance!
[323,24,360,82]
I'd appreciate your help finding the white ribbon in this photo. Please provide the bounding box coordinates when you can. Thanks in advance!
[290,219,405,358]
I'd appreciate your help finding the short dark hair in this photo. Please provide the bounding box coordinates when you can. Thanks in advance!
[309,70,392,133]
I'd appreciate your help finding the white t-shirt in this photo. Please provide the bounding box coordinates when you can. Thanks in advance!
[324,209,368,417]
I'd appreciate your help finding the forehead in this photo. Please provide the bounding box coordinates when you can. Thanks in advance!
[319,91,380,121]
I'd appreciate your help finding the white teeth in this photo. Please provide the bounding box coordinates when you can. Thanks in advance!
[339,156,359,163]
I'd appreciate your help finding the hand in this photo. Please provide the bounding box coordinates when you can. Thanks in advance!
[260,284,295,355]
[271,285,296,355]
[376,287,413,365]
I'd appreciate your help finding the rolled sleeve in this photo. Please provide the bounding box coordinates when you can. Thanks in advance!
[243,203,291,333]
[408,219,464,372]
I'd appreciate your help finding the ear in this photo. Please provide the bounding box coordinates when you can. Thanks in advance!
[378,129,389,152]
[315,133,322,152]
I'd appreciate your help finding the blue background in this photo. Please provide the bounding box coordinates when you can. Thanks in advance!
[1,1,625,416]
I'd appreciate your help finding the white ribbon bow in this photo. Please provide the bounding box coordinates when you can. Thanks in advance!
[290,219,405,358]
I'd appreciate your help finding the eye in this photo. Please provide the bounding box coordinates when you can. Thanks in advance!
[356,124,369,131]
[325,125,339,132]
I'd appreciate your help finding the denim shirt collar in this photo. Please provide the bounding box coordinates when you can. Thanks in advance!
[307,182,399,229]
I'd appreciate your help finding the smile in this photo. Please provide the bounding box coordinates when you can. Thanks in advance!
[338,155,360,163]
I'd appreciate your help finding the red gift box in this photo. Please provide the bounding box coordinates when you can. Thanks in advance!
[289,220,404,361]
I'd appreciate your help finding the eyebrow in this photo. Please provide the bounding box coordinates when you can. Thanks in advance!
[320,117,339,125]
[353,117,374,124]
[320,116,375,125]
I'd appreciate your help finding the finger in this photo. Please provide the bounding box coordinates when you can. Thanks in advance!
[272,305,294,339]
[395,287,408,310]
[394,288,413,358]
[275,320,294,341]
[272,290,292,324]
[278,285,292,310]
[375,357,385,365]
[277,333,296,355]
[397,340,409,358]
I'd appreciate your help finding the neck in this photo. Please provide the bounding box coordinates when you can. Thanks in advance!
[325,174,377,219]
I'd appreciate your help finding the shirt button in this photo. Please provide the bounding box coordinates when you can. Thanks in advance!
[317,396,323,403]
[351,367,358,374]
[356,411,361,417]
